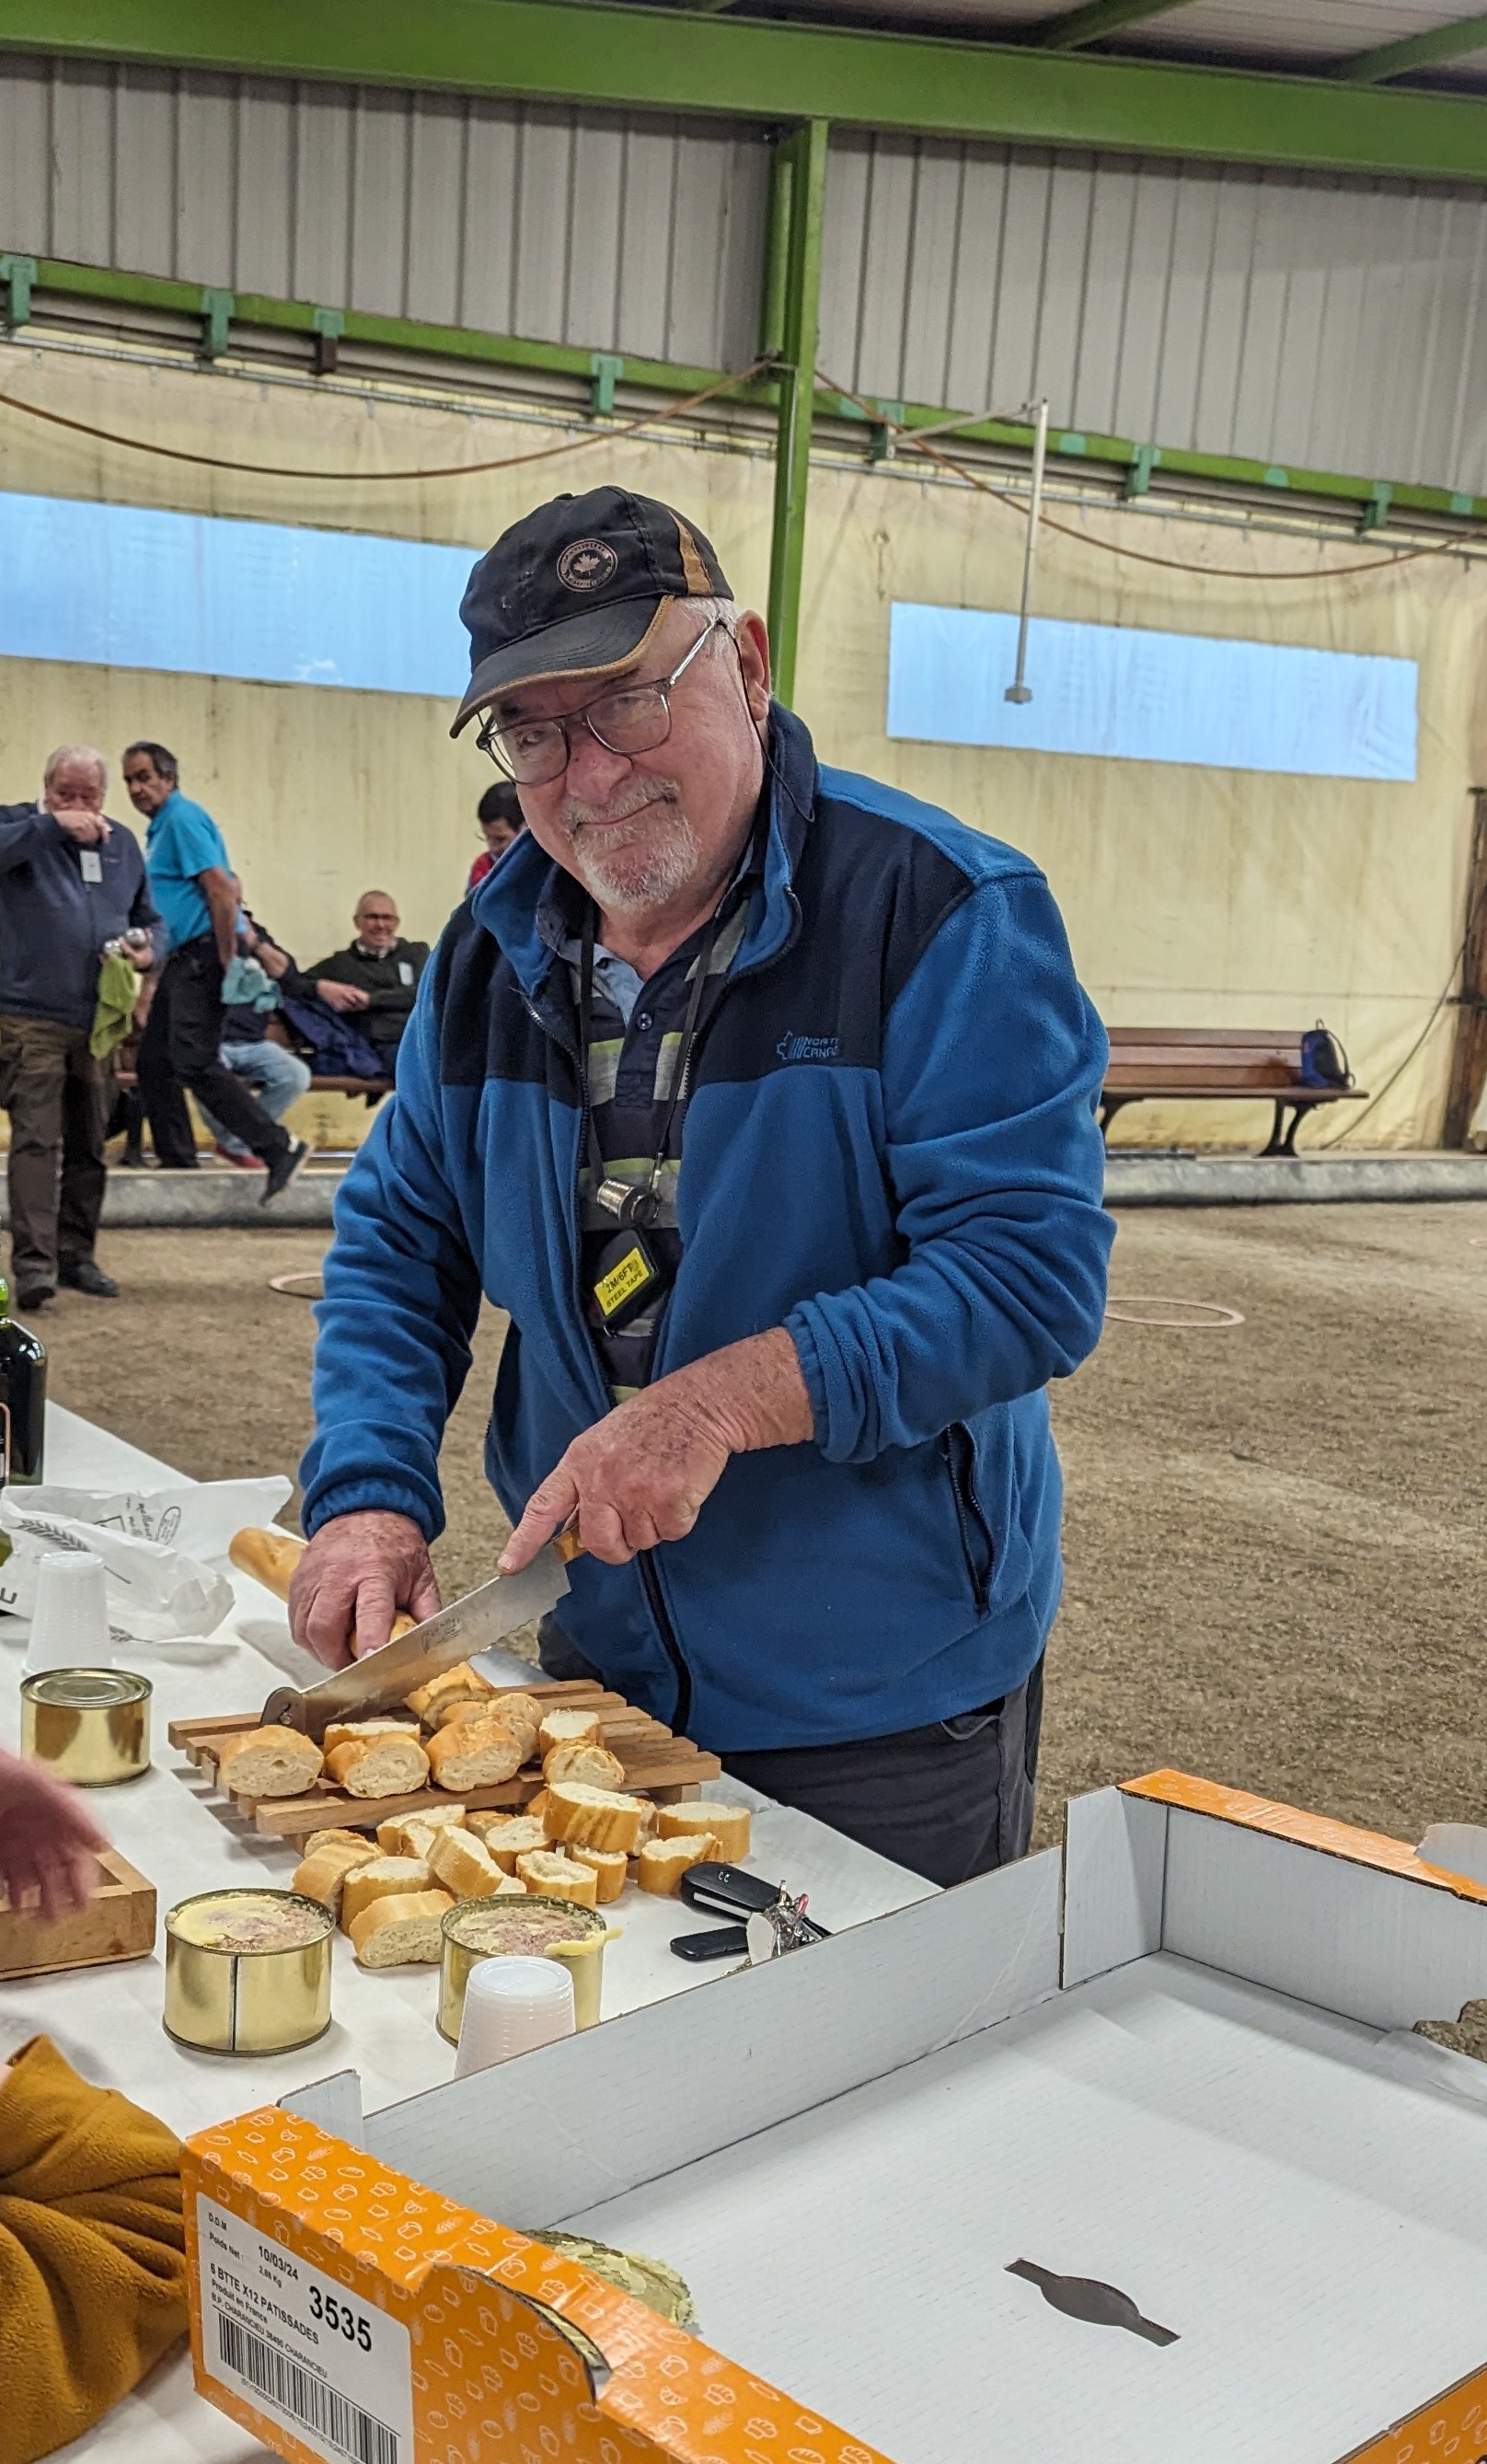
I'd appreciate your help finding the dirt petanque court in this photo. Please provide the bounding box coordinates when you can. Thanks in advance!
[35,1200,1487,1856]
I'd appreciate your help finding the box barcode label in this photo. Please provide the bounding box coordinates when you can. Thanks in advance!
[196,2196,415,2464]
[217,2317,399,2464]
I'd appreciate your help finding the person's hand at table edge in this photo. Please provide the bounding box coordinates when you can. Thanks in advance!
[289,1508,441,1668]
[500,1328,814,1573]
[0,1749,106,1921]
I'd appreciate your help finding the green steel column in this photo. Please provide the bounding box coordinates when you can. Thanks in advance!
[767,117,828,710]
[758,132,793,360]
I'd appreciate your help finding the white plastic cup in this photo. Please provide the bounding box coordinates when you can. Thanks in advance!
[24,1551,112,1675]
[454,1955,576,2076]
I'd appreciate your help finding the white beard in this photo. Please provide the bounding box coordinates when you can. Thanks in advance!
[562,787,701,915]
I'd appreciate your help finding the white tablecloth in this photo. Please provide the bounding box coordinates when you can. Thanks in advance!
[3,1403,933,2461]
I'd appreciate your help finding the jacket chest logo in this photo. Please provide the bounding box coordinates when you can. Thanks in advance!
[776,1030,840,1063]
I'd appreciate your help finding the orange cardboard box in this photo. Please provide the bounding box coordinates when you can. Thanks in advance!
[183,2105,890,2464]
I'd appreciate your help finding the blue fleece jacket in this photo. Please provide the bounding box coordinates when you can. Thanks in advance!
[300,706,1112,1752]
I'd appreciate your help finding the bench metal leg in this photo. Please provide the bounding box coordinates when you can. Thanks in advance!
[1099,1097,1135,1144]
[1260,1101,1307,1157]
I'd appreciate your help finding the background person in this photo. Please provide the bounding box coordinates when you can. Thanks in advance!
[468,780,524,887]
[196,902,314,1166]
[305,892,429,1075]
[122,742,309,1203]
[289,487,1112,1888]
[0,746,157,1309]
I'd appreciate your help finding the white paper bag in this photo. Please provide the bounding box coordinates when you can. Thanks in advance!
[16,1475,292,1563]
[0,1498,236,1642]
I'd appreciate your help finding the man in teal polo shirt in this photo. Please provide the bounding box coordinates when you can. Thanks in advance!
[123,741,309,1202]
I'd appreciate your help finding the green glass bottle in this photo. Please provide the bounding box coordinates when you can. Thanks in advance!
[0,1278,46,1485]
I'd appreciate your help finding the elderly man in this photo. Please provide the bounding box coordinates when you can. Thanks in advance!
[291,487,1112,1887]
[122,741,309,1200]
[305,893,430,1075]
[0,747,157,1309]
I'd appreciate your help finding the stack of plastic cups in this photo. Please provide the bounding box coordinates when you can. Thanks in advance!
[454,1956,576,2076]
[24,1552,113,1674]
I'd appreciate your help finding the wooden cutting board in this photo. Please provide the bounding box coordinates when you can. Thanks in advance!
[168,1674,720,1839]
[0,1846,156,1979]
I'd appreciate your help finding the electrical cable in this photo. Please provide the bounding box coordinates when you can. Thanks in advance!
[0,354,775,483]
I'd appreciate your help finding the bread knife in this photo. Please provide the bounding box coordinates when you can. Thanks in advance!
[259,1533,581,1740]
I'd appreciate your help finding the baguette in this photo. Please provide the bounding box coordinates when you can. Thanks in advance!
[543,1780,650,1855]
[657,1800,750,1860]
[304,1826,375,1859]
[427,1827,510,1901]
[324,1718,422,1757]
[435,1690,541,1752]
[425,1718,525,1793]
[292,1841,375,1916]
[515,1849,599,1908]
[376,1804,467,1857]
[637,1836,717,1896]
[484,1689,543,1743]
[537,1707,602,1755]
[350,1889,454,1967]
[465,1812,548,1871]
[404,1663,494,1724]
[542,1741,626,1792]
[325,1731,432,1799]
[570,1845,628,1904]
[226,1524,306,1596]
[216,1725,325,1799]
[339,1856,434,1932]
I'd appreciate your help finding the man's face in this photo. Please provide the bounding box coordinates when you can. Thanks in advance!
[495,602,770,919]
[45,758,106,816]
[481,815,520,859]
[356,898,400,954]
[122,753,173,816]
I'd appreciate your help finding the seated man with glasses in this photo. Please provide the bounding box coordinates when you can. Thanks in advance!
[290,485,1112,1889]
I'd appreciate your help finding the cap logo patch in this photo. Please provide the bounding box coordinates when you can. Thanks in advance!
[557,538,619,592]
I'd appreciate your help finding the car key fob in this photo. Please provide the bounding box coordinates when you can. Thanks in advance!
[670,1924,750,1962]
[677,1863,830,1941]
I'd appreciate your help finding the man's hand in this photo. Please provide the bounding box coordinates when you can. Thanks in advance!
[501,1328,813,1571]
[0,1749,105,1920]
[289,1509,441,1668]
[52,811,110,847]
[317,979,371,1013]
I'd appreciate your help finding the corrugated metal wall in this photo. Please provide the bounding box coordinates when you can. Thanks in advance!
[0,53,768,371]
[819,133,1487,494]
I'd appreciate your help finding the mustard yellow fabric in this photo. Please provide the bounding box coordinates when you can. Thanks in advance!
[0,2036,188,2464]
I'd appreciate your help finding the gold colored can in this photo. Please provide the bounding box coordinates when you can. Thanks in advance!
[439,1896,615,2043]
[20,1667,152,1786]
[164,1890,334,2056]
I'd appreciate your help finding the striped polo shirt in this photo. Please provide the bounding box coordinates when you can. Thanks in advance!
[538,855,757,1401]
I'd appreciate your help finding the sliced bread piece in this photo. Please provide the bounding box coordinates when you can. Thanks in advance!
[465,1812,549,1871]
[537,1706,602,1755]
[637,1835,717,1897]
[216,1725,324,1799]
[304,1826,376,1859]
[656,1800,750,1860]
[569,1845,628,1904]
[427,1827,510,1901]
[350,1889,454,1967]
[425,1717,525,1793]
[292,1843,374,1916]
[404,1663,495,1724]
[515,1849,599,1908]
[376,1804,467,1856]
[323,1718,422,1757]
[543,1780,650,1855]
[325,1730,432,1799]
[339,1855,434,1933]
[542,1741,627,1791]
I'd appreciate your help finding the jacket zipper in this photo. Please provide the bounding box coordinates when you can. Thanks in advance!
[943,1426,994,1617]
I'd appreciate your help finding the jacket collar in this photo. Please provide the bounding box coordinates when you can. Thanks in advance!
[471,700,817,1003]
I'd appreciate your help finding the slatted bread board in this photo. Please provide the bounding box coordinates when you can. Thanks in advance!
[168,1675,720,1839]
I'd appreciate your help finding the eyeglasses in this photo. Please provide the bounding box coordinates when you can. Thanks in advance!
[476,617,724,786]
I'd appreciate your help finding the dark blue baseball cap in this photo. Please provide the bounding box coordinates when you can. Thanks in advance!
[451,486,732,737]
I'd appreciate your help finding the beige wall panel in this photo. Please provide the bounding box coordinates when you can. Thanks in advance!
[1,345,1481,1149]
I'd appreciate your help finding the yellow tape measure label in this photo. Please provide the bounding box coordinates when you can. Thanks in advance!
[594,1244,652,1318]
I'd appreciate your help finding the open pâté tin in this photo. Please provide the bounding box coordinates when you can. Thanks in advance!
[440,1895,616,2042]
[20,1667,152,1786]
[165,1889,334,2055]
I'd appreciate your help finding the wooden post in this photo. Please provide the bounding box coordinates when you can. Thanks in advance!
[1443,785,1487,1147]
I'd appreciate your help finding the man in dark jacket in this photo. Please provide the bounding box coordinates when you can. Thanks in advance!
[305,894,429,1075]
[0,748,158,1308]
[289,489,1112,1888]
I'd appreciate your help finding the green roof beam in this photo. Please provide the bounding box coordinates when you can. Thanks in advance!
[1032,0,1195,54]
[5,0,1487,180]
[1334,6,1487,85]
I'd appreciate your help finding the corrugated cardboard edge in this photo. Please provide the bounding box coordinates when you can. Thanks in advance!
[1335,2357,1487,2462]
[184,2106,896,2464]
[1121,1770,1487,1905]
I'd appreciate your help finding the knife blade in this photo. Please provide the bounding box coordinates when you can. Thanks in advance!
[259,1544,574,1739]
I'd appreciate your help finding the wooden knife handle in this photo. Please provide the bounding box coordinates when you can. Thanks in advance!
[227,1527,416,1638]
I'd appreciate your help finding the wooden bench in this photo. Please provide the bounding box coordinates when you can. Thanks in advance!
[1101,1028,1366,1155]
[115,1070,392,1100]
